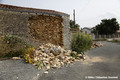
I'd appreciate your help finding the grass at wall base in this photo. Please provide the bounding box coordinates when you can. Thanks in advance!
[0,35,33,58]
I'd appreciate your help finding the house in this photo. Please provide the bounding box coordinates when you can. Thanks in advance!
[70,28,79,33]
[82,27,92,34]
[82,27,95,40]
[116,30,120,33]
[116,30,120,38]
[0,4,71,49]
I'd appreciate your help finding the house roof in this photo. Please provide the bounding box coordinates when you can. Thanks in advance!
[70,28,79,33]
[117,30,120,33]
[82,27,91,30]
[0,4,69,16]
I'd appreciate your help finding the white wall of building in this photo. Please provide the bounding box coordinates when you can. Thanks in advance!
[82,28,95,40]
[82,28,91,34]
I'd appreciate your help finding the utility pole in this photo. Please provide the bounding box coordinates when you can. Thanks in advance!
[73,9,75,25]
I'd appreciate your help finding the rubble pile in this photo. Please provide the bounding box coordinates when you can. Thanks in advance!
[91,42,104,48]
[33,43,81,70]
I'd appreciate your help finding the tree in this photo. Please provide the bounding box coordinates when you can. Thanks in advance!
[92,18,120,35]
[70,20,80,29]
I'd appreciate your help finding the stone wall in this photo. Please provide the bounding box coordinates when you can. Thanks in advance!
[0,10,37,46]
[0,10,29,37]
[0,10,71,49]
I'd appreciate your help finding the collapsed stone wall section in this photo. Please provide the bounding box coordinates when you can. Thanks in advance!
[28,15,64,47]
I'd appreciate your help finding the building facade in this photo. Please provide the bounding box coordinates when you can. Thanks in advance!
[82,27,91,34]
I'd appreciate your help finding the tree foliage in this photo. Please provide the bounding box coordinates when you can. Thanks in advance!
[70,20,80,29]
[92,18,120,35]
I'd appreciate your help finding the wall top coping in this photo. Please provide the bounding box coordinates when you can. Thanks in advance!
[0,4,69,17]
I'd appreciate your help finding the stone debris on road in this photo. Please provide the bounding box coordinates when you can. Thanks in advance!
[44,71,49,74]
[33,43,82,70]
[12,57,21,60]
[91,42,104,48]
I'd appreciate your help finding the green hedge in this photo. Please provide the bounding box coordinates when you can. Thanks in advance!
[71,32,92,54]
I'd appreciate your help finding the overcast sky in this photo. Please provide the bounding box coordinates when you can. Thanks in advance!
[1,0,120,28]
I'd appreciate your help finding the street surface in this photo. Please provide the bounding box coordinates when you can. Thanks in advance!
[0,41,120,80]
[38,41,120,80]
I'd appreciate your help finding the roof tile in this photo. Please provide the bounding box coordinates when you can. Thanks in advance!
[0,4,69,16]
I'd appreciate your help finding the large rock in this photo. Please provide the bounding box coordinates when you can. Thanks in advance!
[91,42,104,48]
[50,46,61,56]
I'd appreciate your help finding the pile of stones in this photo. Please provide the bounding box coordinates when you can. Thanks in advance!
[33,43,82,70]
[91,42,104,48]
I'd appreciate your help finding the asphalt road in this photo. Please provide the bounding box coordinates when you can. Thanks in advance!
[0,59,44,80]
[0,41,120,80]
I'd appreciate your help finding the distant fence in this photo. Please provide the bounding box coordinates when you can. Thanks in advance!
[94,34,120,40]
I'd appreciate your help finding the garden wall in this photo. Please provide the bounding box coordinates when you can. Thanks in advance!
[0,4,71,49]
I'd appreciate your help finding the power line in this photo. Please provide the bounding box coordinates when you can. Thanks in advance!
[79,0,92,15]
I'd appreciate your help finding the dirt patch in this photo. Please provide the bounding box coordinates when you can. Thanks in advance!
[89,57,104,62]
[82,56,116,65]
[81,56,104,64]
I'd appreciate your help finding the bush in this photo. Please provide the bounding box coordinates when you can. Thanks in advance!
[36,61,44,70]
[24,47,35,64]
[0,35,31,58]
[70,53,77,59]
[71,32,92,54]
